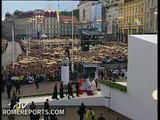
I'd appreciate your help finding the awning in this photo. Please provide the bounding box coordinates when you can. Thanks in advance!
[41,34,47,38]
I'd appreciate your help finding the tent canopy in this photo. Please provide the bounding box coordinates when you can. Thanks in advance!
[41,34,47,38]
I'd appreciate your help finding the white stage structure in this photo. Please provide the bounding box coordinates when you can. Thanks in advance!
[61,59,70,85]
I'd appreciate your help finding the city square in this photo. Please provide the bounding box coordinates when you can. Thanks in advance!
[2,0,157,120]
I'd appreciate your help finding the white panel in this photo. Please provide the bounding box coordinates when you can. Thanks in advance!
[61,66,69,85]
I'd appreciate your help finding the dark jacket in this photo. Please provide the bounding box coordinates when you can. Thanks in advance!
[44,102,49,110]
[78,104,86,115]
[75,81,79,90]
[50,114,58,120]
[98,116,106,120]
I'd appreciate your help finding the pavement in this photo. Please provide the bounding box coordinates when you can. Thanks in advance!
[2,41,23,69]
[2,80,129,120]
[2,106,131,120]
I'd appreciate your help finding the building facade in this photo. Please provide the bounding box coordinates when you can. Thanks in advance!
[59,15,80,38]
[91,2,104,32]
[145,0,157,33]
[14,9,58,39]
[3,9,80,40]
[118,0,146,42]
[105,0,119,41]
[2,12,15,40]
[78,1,99,28]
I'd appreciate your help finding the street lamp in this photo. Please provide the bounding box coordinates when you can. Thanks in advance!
[117,16,124,42]
[27,19,33,51]
[71,10,74,73]
[45,9,55,40]
[34,15,44,42]
[64,21,69,38]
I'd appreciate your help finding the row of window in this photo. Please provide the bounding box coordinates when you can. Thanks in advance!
[61,26,77,29]
[119,17,143,25]
[16,30,58,34]
[60,31,77,34]
[44,19,57,23]
[16,25,58,29]
[147,0,155,6]
[121,6,144,15]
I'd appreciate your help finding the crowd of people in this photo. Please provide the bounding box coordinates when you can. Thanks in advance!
[3,60,61,85]
[95,66,127,81]
[18,40,128,65]
[29,100,106,120]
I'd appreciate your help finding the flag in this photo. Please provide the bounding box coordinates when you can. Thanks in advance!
[56,11,60,23]
[134,18,141,25]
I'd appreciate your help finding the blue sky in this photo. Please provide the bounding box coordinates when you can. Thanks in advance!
[2,1,80,20]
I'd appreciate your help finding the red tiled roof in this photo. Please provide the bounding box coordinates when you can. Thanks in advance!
[60,15,80,24]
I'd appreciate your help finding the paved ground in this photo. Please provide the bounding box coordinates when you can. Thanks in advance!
[2,41,23,69]
[2,80,129,120]
[2,106,131,120]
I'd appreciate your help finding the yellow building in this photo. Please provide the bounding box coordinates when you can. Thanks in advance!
[118,0,146,39]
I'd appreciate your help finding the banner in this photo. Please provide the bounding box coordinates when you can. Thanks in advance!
[134,18,141,25]
[56,11,60,23]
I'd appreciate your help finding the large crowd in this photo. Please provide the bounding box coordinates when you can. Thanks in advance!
[2,40,128,85]
[2,39,128,120]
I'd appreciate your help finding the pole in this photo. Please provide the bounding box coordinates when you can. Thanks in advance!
[26,29,28,58]
[12,27,15,69]
[29,23,30,50]
[71,10,74,73]
[49,12,50,40]
[58,1,60,38]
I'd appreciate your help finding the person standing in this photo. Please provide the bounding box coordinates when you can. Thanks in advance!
[60,81,65,98]
[86,77,93,96]
[79,79,83,94]
[91,79,97,94]
[77,102,86,120]
[6,73,12,98]
[100,70,104,80]
[50,114,58,120]
[10,96,17,110]
[75,81,80,97]
[2,73,5,92]
[52,83,59,100]
[94,70,99,80]
[98,113,106,120]
[86,108,95,120]
[67,82,74,99]
[15,80,21,94]
[7,83,12,98]
[44,99,50,120]
[30,101,36,120]
[35,74,39,89]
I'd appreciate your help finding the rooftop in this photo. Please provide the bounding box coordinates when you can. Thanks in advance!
[60,15,80,24]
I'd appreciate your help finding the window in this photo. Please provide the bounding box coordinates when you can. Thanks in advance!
[152,0,154,5]
[148,0,150,6]
[83,9,85,20]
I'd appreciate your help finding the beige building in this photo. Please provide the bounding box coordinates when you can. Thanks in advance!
[105,0,119,41]
[14,10,58,39]
[77,1,99,28]
[118,0,146,41]
[2,13,15,40]
[59,15,80,37]
[145,0,157,33]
